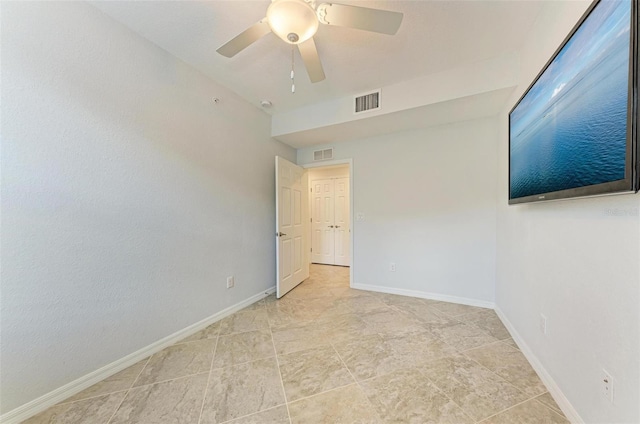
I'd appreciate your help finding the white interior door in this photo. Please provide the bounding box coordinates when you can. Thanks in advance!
[310,177,350,266]
[333,177,350,266]
[311,179,335,265]
[276,157,309,298]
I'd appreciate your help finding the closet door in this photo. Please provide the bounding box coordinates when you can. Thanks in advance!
[311,179,335,265]
[333,178,350,266]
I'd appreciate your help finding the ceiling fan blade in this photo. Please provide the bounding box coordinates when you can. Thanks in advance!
[217,19,271,58]
[298,37,325,83]
[317,3,403,35]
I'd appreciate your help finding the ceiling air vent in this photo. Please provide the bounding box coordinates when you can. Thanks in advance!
[313,148,333,161]
[354,90,380,114]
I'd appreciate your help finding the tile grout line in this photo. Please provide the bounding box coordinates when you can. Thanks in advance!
[56,388,130,407]
[285,381,359,406]
[275,272,357,416]
[417,370,476,424]
[129,355,152,390]
[533,396,569,421]
[218,312,271,338]
[498,338,520,350]
[437,335,466,354]
[327,342,385,422]
[329,342,359,387]
[379,323,537,424]
[196,330,221,424]
[270,325,293,424]
[376,324,452,361]
[172,333,220,347]
[349,304,466,410]
[348,305,488,421]
[457,353,546,423]
[103,369,216,423]
[218,327,272,339]
[458,339,514,354]
[62,356,154,407]
[461,348,546,400]
[103,369,212,393]
[211,353,277,371]
[105,356,152,424]
[217,403,286,424]
[475,395,550,423]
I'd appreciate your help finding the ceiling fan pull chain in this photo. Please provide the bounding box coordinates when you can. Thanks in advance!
[291,44,295,93]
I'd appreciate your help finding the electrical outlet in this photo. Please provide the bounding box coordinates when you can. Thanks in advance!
[602,369,614,403]
[356,212,365,222]
[539,314,547,335]
[389,263,396,272]
[226,276,235,289]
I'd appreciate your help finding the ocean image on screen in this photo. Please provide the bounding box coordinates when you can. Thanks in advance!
[510,0,630,200]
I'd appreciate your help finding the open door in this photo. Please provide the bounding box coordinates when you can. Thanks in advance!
[276,156,310,298]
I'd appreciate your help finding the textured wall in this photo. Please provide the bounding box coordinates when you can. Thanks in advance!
[1,1,294,413]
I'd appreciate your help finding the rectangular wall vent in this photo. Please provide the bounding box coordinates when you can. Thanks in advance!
[313,148,333,161]
[354,90,380,113]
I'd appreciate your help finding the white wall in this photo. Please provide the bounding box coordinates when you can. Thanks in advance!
[0,2,294,414]
[298,118,498,305]
[308,165,350,181]
[273,52,519,146]
[495,1,640,423]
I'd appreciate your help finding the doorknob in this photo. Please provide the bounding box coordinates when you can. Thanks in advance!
[277,232,287,237]
[335,225,341,228]
[328,225,334,228]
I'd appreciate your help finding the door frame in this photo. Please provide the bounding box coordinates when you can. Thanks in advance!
[301,158,354,288]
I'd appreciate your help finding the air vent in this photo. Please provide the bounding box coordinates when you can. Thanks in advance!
[354,90,380,113]
[313,148,333,161]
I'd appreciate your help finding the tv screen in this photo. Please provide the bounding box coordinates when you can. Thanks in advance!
[509,0,638,204]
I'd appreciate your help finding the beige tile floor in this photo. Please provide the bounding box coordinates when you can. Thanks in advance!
[24,265,569,424]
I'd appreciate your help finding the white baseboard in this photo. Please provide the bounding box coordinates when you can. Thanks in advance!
[494,307,584,424]
[0,287,276,424]
[351,282,495,309]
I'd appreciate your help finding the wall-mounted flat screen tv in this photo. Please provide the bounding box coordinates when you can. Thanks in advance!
[509,0,638,204]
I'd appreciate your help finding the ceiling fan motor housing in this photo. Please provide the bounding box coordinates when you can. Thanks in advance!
[266,0,319,44]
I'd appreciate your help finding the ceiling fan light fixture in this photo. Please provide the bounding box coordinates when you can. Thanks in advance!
[266,0,319,44]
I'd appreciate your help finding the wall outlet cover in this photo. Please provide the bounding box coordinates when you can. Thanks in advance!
[539,314,547,335]
[602,369,614,403]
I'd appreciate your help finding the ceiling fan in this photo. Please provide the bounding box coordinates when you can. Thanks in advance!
[216,0,403,84]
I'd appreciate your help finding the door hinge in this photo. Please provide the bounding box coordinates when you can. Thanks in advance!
[310,218,312,223]
[310,248,313,252]
[310,188,313,192]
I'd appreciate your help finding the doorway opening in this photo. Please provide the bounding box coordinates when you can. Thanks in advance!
[302,160,353,287]
[274,156,353,298]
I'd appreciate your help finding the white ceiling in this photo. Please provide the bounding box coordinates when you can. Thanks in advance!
[92,0,545,116]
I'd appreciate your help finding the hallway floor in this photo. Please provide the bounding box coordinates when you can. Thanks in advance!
[25,265,568,423]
